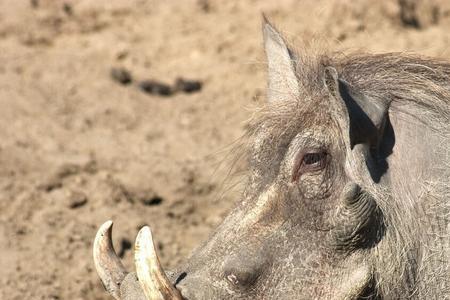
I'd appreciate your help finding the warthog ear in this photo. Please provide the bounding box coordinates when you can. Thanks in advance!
[323,67,389,149]
[324,67,393,182]
[262,16,299,102]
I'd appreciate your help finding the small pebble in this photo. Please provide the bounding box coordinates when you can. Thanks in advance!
[63,2,73,16]
[116,50,129,61]
[138,80,173,96]
[38,178,62,192]
[141,196,163,206]
[110,67,132,85]
[174,77,202,93]
[198,0,210,12]
[67,191,88,209]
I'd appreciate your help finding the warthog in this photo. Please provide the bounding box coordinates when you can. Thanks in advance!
[93,18,450,299]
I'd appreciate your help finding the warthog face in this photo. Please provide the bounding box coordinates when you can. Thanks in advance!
[94,17,450,300]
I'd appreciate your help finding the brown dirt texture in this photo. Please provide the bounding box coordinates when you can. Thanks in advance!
[1,0,450,299]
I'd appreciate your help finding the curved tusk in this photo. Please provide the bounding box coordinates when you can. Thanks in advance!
[134,226,183,300]
[93,220,128,300]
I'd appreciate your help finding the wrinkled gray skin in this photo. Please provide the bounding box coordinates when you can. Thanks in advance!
[116,19,450,299]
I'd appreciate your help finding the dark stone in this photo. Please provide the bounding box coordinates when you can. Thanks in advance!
[174,77,203,93]
[30,0,39,8]
[110,67,132,85]
[63,2,73,16]
[138,80,173,96]
[141,196,163,206]
[68,191,88,209]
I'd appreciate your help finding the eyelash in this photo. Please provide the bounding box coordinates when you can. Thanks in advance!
[292,151,328,182]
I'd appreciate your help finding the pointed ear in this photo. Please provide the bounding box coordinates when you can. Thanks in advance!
[324,67,389,149]
[262,17,299,102]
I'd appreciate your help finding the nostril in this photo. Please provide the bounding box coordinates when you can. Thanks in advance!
[225,268,260,289]
[223,252,268,290]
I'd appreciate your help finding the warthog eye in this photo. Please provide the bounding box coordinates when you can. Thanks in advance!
[292,150,328,181]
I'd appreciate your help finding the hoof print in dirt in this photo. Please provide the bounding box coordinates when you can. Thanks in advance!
[141,195,164,206]
[138,80,173,96]
[110,67,133,85]
[174,77,203,93]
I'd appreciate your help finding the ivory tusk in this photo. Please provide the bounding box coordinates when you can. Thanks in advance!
[93,220,128,300]
[134,226,183,300]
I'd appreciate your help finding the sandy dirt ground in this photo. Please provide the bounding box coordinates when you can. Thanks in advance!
[1,0,450,299]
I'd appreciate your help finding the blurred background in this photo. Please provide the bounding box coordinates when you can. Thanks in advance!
[1,0,449,299]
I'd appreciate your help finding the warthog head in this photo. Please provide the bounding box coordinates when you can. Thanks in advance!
[93,18,450,299]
